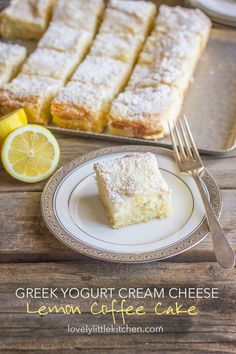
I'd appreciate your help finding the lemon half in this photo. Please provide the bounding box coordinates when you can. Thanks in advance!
[1,125,60,183]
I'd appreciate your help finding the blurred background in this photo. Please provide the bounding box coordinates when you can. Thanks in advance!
[1,0,236,28]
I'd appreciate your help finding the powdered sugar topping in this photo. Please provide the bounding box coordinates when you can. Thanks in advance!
[1,75,61,98]
[0,42,26,65]
[38,23,92,52]
[72,56,129,87]
[94,153,170,204]
[22,48,78,80]
[111,86,181,122]
[157,5,211,35]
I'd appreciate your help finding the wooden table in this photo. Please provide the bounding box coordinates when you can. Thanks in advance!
[1,135,235,353]
[0,1,236,353]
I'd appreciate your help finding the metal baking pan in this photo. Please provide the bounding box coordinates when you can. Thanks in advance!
[0,0,235,155]
[47,29,236,155]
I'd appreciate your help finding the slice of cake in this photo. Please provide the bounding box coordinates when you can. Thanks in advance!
[0,75,62,124]
[108,86,183,139]
[126,30,202,93]
[0,42,27,73]
[156,5,211,49]
[51,81,120,132]
[138,31,201,66]
[0,42,27,86]
[127,57,195,93]
[89,32,145,64]
[94,153,171,228]
[71,56,130,94]
[38,23,93,55]
[100,0,156,36]
[21,48,79,82]
[0,0,55,40]
[52,0,105,34]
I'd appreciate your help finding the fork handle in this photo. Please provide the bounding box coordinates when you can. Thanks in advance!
[193,172,235,269]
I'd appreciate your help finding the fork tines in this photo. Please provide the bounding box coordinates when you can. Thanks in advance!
[168,116,203,172]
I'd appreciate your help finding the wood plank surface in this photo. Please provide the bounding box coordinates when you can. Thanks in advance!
[0,136,236,192]
[0,188,235,263]
[0,135,235,263]
[0,262,235,353]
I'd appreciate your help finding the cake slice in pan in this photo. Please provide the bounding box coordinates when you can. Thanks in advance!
[100,0,156,36]
[0,0,55,40]
[38,23,93,55]
[139,30,202,66]
[0,75,62,125]
[135,28,203,91]
[0,42,27,72]
[108,86,183,139]
[51,82,114,132]
[94,153,171,229]
[127,56,195,93]
[51,57,130,133]
[0,42,27,86]
[21,48,79,82]
[156,5,211,49]
[130,30,202,93]
[89,32,145,64]
[52,0,105,35]
[71,56,130,94]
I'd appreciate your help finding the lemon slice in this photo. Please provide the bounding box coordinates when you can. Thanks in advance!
[0,109,28,145]
[1,125,60,183]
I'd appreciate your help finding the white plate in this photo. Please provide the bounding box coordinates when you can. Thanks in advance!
[186,0,236,27]
[41,146,222,263]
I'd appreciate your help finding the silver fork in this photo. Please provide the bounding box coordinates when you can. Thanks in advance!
[168,115,235,269]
